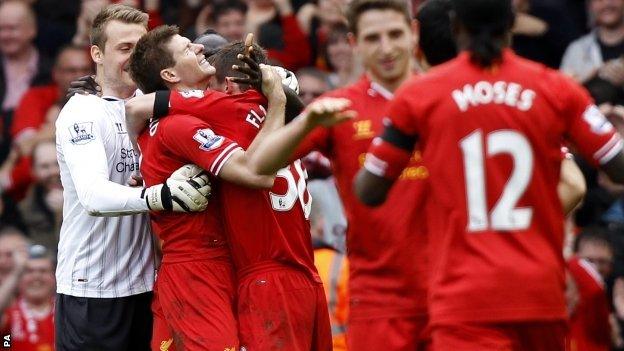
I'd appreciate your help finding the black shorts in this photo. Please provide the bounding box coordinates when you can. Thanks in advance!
[55,292,153,351]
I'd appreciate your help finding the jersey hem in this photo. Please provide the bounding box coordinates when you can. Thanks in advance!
[57,280,154,298]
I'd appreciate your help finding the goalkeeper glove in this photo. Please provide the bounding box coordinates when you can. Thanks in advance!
[142,164,212,212]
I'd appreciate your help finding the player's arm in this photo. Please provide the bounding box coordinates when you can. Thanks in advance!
[558,156,587,215]
[354,85,419,206]
[563,80,624,185]
[125,93,157,143]
[354,124,417,206]
[58,100,210,216]
[245,97,355,175]
[160,115,275,189]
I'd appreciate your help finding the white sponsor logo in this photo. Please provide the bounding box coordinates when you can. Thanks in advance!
[193,128,224,151]
[583,105,614,135]
[69,122,95,144]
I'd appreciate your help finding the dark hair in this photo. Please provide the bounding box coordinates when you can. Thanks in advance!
[345,0,411,35]
[416,0,457,66]
[208,41,267,86]
[194,29,229,57]
[324,23,349,72]
[211,0,248,24]
[451,0,514,67]
[573,226,613,253]
[129,25,178,94]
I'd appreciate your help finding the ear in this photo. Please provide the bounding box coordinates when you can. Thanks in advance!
[160,68,180,85]
[224,77,240,95]
[91,45,103,65]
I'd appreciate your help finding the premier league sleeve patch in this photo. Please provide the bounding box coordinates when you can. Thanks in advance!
[69,122,96,145]
[193,128,224,151]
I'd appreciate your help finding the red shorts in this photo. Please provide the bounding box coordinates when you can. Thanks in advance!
[347,315,430,351]
[237,263,332,351]
[150,259,239,351]
[431,321,567,351]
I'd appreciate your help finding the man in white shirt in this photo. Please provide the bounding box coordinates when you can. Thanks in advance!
[54,5,211,351]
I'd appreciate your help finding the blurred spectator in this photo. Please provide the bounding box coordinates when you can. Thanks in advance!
[0,245,55,351]
[296,67,330,105]
[0,45,92,201]
[18,141,62,252]
[33,0,80,59]
[0,227,28,284]
[568,228,616,351]
[247,0,311,70]
[297,0,348,68]
[0,0,52,165]
[561,0,624,85]
[324,23,361,88]
[309,194,348,351]
[213,0,247,42]
[71,0,109,47]
[512,0,580,68]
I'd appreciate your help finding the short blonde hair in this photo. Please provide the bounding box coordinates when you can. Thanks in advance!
[90,4,148,49]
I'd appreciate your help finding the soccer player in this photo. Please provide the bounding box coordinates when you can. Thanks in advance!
[354,0,624,349]
[289,0,430,349]
[54,6,211,351]
[127,27,351,351]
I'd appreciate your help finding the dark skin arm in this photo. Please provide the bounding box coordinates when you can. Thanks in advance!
[353,170,394,207]
[230,53,305,123]
[601,150,624,183]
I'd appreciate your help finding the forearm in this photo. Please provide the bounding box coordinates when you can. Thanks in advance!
[602,150,624,184]
[558,158,586,215]
[249,114,313,175]
[0,270,22,314]
[74,176,147,216]
[125,93,157,136]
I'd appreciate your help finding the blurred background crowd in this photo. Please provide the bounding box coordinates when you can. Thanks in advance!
[1,0,624,349]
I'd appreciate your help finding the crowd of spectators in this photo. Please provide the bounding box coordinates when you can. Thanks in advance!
[1,0,624,349]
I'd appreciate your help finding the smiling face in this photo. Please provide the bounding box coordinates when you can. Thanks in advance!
[353,9,415,88]
[162,34,216,90]
[92,20,147,95]
[19,257,55,304]
[591,0,624,29]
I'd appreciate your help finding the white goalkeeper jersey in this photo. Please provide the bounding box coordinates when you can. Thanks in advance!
[55,94,156,298]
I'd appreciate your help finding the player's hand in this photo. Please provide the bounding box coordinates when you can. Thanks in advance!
[259,64,286,103]
[231,33,263,90]
[274,66,299,94]
[143,164,212,212]
[302,97,356,127]
[127,173,144,187]
[66,75,101,100]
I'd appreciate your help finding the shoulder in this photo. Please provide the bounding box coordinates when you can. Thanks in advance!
[56,94,105,128]
[566,32,597,52]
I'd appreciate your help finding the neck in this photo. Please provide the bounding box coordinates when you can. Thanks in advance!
[366,68,411,93]
[172,79,210,92]
[598,23,624,46]
[6,45,35,62]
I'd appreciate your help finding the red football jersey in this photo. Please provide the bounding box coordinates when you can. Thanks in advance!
[567,257,611,351]
[162,89,320,281]
[1,298,54,351]
[293,76,429,319]
[369,50,622,324]
[138,114,241,263]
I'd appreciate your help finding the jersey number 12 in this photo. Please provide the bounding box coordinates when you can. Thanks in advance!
[460,129,534,232]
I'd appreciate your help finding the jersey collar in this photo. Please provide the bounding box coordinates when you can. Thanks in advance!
[361,75,395,101]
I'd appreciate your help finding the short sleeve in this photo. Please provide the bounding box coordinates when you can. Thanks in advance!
[562,78,623,166]
[158,115,242,176]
